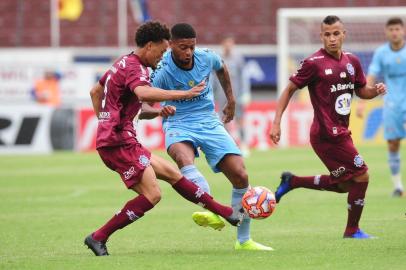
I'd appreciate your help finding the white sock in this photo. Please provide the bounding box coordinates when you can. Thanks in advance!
[392,173,404,191]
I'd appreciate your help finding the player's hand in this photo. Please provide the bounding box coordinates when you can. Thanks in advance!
[159,105,176,118]
[222,100,235,123]
[375,82,386,96]
[185,81,206,99]
[270,122,281,145]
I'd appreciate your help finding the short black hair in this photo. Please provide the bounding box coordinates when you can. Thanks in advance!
[322,15,342,25]
[171,23,196,40]
[386,17,404,27]
[135,21,170,47]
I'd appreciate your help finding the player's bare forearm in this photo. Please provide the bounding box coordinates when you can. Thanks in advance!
[216,65,235,104]
[270,82,298,144]
[273,82,298,125]
[90,82,104,118]
[356,83,386,99]
[139,103,160,119]
[134,83,205,102]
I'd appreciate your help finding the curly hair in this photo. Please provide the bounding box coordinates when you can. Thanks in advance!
[135,21,170,47]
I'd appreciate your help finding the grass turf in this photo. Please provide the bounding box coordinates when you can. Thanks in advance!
[0,145,405,270]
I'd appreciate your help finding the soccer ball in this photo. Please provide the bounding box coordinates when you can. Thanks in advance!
[242,186,276,219]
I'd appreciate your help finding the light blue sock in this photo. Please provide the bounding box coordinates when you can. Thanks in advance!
[232,187,250,244]
[180,165,211,194]
[388,151,400,175]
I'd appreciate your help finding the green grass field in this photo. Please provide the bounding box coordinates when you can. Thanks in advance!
[1,145,405,270]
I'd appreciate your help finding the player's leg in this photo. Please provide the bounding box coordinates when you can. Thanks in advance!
[149,153,241,226]
[85,165,159,256]
[388,139,403,196]
[384,106,404,196]
[218,154,272,251]
[167,142,211,194]
[343,172,374,239]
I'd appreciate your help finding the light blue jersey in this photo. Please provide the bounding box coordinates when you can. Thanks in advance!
[151,47,223,124]
[368,43,406,108]
[151,47,241,172]
[368,43,406,139]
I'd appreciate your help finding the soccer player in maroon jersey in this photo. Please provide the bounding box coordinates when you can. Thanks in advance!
[84,21,242,256]
[270,15,386,239]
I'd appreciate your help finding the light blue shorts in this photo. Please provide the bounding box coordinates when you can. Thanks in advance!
[383,104,406,140]
[164,121,241,173]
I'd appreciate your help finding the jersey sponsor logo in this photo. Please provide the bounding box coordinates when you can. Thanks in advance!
[331,166,346,178]
[340,72,347,78]
[123,166,136,180]
[98,111,110,120]
[354,154,364,167]
[335,93,352,115]
[138,155,150,167]
[330,82,354,92]
[309,55,324,61]
[325,69,332,75]
[346,63,355,76]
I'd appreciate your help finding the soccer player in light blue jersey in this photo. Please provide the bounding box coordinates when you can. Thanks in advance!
[358,17,406,197]
[143,23,272,250]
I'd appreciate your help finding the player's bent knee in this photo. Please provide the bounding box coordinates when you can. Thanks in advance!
[353,172,369,183]
[144,187,162,205]
[231,169,249,188]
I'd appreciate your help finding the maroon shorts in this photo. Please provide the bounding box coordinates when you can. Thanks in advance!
[311,136,368,183]
[97,143,151,189]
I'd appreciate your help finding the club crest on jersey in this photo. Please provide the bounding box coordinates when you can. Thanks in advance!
[354,155,364,168]
[188,80,195,87]
[139,155,150,168]
[346,63,355,76]
[340,72,347,78]
[324,69,332,75]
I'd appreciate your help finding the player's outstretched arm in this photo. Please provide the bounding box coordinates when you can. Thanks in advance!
[133,81,206,102]
[270,81,298,145]
[216,65,236,123]
[139,103,176,120]
[90,82,104,118]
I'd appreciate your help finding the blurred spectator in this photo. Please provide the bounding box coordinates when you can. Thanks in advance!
[212,36,251,156]
[32,71,61,107]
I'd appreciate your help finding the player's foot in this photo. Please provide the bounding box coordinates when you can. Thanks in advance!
[343,229,376,239]
[275,172,294,203]
[392,189,404,197]
[234,239,274,251]
[224,207,244,227]
[192,211,225,231]
[84,234,109,256]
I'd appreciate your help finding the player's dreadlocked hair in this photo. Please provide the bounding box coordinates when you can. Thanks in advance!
[135,21,170,47]
[171,23,196,40]
[322,15,342,25]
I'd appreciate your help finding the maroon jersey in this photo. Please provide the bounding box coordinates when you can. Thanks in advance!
[96,53,151,148]
[290,49,366,142]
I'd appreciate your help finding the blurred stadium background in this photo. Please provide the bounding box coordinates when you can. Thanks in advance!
[0,0,405,154]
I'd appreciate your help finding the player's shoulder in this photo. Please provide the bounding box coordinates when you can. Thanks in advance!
[343,51,362,64]
[195,47,218,58]
[374,42,391,55]
[303,49,325,64]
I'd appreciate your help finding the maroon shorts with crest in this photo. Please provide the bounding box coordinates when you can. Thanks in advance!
[311,135,368,183]
[97,143,151,189]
